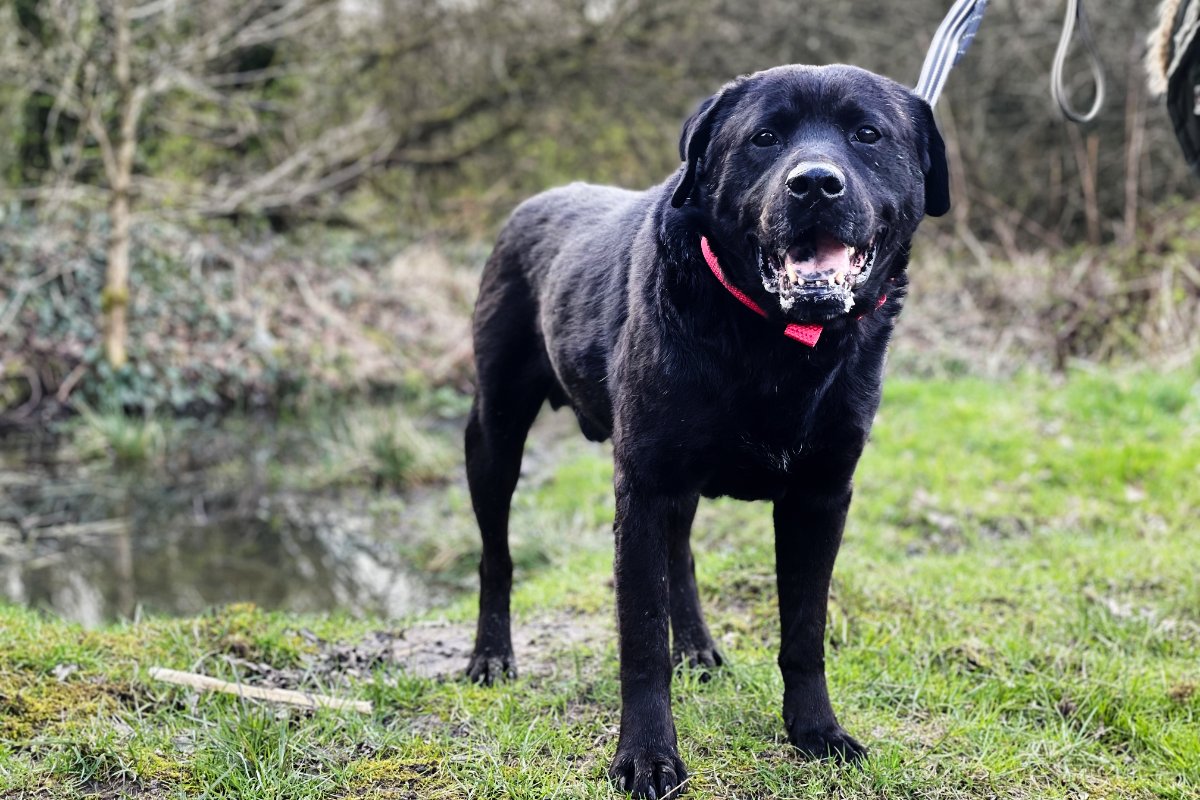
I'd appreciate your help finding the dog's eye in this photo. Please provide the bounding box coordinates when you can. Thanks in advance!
[750,130,779,147]
[854,127,881,144]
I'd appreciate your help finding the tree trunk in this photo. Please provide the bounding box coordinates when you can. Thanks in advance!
[104,171,132,368]
[1122,34,1145,249]
[103,0,136,369]
[1068,125,1101,248]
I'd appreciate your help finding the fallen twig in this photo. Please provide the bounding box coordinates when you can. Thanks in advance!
[147,666,373,713]
[54,363,88,404]
[26,518,130,540]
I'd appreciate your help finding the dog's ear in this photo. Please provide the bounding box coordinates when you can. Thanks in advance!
[671,90,728,209]
[913,98,951,218]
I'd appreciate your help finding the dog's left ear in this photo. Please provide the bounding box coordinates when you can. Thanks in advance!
[913,98,951,218]
[671,83,738,208]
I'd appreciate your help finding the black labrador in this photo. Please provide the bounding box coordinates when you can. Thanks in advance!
[464,64,950,797]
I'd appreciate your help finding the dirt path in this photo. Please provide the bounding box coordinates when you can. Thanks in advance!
[393,613,614,679]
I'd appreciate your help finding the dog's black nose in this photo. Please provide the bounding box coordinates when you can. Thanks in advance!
[786,162,846,201]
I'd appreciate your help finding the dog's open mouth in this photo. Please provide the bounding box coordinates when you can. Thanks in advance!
[758,230,880,314]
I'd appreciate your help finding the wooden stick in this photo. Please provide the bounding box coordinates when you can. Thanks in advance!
[27,519,131,544]
[147,667,372,714]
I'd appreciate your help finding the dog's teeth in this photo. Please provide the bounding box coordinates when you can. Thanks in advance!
[847,247,855,257]
[834,272,844,285]
[785,261,798,285]
[797,277,805,286]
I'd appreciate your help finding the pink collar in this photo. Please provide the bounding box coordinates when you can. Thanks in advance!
[699,236,885,347]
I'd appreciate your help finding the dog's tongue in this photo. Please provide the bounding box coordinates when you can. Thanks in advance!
[785,231,850,277]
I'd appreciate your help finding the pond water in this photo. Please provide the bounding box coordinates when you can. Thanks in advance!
[0,421,455,626]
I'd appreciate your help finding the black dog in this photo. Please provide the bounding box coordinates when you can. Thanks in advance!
[464,64,949,797]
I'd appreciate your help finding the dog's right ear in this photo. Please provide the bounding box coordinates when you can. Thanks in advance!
[671,92,726,209]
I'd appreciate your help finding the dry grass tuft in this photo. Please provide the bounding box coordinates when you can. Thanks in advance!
[898,222,1200,376]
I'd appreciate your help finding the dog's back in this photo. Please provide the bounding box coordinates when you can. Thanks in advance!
[475,181,662,441]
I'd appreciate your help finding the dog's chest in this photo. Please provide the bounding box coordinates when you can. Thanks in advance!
[704,371,872,482]
[720,438,806,482]
[697,409,860,500]
[727,402,820,471]
[736,435,806,474]
[699,436,806,500]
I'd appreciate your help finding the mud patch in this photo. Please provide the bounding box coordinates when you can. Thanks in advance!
[396,614,613,679]
[1167,681,1196,703]
[78,778,173,799]
[211,611,614,692]
[0,773,175,799]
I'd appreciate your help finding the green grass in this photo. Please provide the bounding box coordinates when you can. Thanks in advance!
[2,367,1199,798]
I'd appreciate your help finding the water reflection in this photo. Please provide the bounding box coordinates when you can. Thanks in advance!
[0,434,447,626]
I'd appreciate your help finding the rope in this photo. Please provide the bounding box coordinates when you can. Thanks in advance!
[1050,0,1106,123]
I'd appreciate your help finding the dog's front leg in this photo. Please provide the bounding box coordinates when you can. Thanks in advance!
[607,458,689,798]
[773,476,867,762]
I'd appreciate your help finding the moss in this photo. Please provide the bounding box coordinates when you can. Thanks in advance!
[0,674,124,742]
[347,757,435,789]
[200,604,314,667]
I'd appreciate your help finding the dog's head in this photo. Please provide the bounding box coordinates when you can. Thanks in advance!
[672,65,950,324]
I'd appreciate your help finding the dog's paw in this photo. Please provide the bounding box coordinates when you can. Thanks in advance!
[464,651,516,685]
[608,745,688,799]
[787,722,868,763]
[672,646,724,682]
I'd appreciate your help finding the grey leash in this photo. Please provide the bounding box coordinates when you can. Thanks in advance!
[916,0,1105,123]
[1049,0,1105,123]
[915,0,990,107]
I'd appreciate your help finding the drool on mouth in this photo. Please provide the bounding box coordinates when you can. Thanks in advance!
[759,230,879,312]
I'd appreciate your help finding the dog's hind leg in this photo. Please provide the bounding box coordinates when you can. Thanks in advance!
[667,495,724,675]
[464,370,548,684]
[465,273,552,685]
